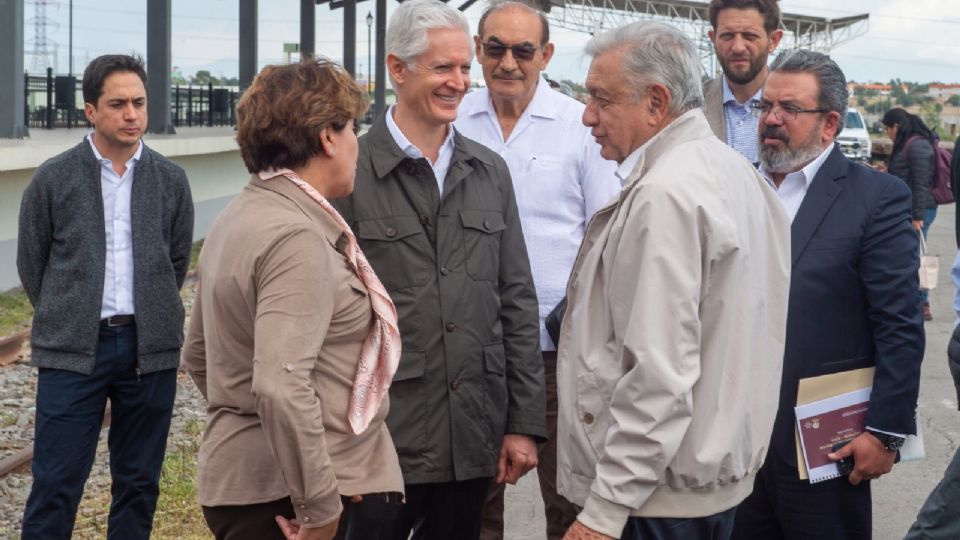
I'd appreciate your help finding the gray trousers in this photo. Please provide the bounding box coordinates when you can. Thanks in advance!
[906,446,960,539]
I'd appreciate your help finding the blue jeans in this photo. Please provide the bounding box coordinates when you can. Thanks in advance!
[920,207,938,303]
[21,325,177,540]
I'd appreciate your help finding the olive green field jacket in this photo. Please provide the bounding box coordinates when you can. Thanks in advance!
[332,116,547,484]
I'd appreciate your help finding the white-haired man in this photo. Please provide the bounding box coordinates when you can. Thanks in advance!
[331,1,546,538]
[556,21,791,540]
[454,3,619,539]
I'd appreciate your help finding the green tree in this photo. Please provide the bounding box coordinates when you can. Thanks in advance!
[192,70,220,86]
[948,94,960,107]
[561,79,586,94]
[920,102,941,131]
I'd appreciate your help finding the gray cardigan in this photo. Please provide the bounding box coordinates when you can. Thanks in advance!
[17,139,194,375]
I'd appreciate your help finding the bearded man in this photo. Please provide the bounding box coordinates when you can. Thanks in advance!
[703,0,783,165]
[731,49,925,540]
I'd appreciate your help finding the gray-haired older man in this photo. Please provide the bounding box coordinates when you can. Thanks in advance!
[331,1,546,538]
[556,21,791,540]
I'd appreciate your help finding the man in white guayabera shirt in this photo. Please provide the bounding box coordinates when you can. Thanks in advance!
[455,3,619,539]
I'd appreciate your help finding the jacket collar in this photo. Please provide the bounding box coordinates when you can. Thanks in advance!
[249,173,346,249]
[363,113,496,182]
[790,145,848,265]
[621,108,715,188]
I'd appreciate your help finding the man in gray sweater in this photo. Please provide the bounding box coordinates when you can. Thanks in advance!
[17,54,193,540]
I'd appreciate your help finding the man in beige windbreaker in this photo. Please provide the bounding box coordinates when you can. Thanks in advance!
[556,21,792,540]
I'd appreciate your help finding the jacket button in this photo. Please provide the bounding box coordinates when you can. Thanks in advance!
[450,378,460,390]
[446,322,456,332]
[440,266,450,275]
[420,214,430,225]
[583,413,594,425]
[385,227,396,238]
[483,220,492,230]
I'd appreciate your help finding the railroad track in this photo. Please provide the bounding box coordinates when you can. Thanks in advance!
[0,330,37,478]
[0,330,114,479]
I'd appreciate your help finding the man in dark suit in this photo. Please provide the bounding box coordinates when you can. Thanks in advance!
[731,49,925,540]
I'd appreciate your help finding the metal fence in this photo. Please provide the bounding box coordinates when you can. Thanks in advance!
[25,68,239,130]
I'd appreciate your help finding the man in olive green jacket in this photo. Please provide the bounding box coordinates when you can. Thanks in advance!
[331,2,545,538]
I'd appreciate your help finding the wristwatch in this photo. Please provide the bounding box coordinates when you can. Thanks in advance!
[866,429,906,452]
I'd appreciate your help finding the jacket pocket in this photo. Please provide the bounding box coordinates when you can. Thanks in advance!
[387,350,427,459]
[460,210,506,282]
[576,369,613,459]
[356,216,430,290]
[482,343,508,444]
[820,356,870,370]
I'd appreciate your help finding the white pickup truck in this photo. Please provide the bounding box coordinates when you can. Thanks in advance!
[837,108,872,162]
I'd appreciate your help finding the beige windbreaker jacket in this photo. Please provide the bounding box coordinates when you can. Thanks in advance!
[556,110,792,537]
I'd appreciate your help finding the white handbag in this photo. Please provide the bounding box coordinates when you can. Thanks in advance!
[918,232,939,291]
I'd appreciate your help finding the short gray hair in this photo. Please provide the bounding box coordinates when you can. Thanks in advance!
[478,1,550,45]
[584,21,704,115]
[386,0,471,68]
[769,49,849,134]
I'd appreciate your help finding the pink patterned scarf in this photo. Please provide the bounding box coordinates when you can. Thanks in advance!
[258,169,401,434]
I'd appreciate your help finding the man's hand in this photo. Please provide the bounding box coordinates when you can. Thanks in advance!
[275,515,339,540]
[827,432,897,485]
[913,220,924,231]
[561,520,614,540]
[496,434,538,484]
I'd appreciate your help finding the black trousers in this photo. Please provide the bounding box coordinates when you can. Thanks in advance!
[621,507,737,540]
[203,492,403,540]
[386,477,492,540]
[731,453,871,540]
[21,325,177,540]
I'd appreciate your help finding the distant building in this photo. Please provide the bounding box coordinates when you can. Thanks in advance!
[848,83,893,96]
[928,84,960,99]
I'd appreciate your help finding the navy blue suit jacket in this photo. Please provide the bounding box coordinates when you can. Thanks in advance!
[771,146,925,466]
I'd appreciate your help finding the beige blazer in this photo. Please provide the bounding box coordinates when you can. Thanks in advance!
[182,175,403,528]
[556,110,791,537]
[702,77,727,142]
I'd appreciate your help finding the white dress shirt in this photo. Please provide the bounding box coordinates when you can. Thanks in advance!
[759,143,833,223]
[456,80,621,350]
[88,134,142,319]
[385,105,456,194]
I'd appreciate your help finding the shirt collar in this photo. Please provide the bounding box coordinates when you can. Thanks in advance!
[384,105,455,162]
[86,133,143,166]
[462,76,556,119]
[524,78,558,120]
[759,143,834,190]
[615,145,644,186]
[722,77,762,107]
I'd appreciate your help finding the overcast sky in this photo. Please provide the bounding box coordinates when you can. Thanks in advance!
[24,0,960,85]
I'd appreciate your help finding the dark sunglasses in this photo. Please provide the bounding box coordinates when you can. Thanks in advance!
[482,41,540,62]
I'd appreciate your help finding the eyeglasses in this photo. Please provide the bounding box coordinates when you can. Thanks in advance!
[482,41,540,62]
[750,101,829,121]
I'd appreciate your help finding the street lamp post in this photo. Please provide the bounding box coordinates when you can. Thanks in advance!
[366,12,373,110]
